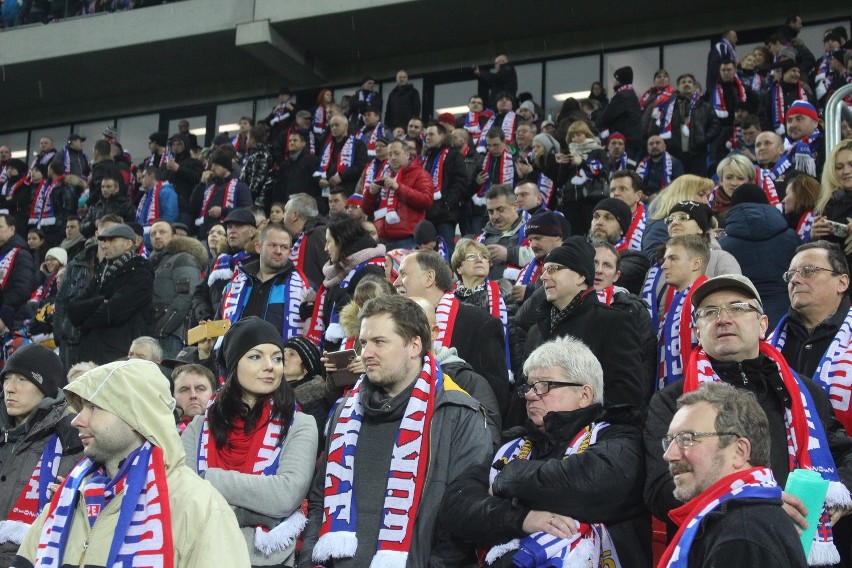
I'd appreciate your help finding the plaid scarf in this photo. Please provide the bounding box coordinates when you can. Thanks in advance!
[685,343,852,565]
[197,400,306,554]
[771,307,852,433]
[313,354,443,567]
[0,434,63,545]
[486,423,621,568]
[659,467,780,568]
[34,441,173,568]
[98,251,134,285]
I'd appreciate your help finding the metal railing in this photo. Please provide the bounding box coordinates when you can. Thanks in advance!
[825,84,852,152]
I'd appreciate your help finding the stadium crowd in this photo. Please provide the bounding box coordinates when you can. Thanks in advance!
[3,13,852,568]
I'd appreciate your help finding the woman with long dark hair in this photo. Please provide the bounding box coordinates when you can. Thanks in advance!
[182,316,317,567]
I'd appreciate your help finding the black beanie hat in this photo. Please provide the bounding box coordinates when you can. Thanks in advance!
[614,66,634,85]
[413,220,438,245]
[0,343,64,399]
[544,236,596,286]
[526,211,563,237]
[210,151,233,171]
[149,131,168,147]
[668,201,712,233]
[217,317,284,380]
[593,198,633,235]
[283,336,324,378]
[731,183,770,206]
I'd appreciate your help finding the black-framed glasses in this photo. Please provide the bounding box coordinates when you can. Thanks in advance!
[665,212,691,225]
[517,380,585,397]
[662,431,739,452]
[541,264,568,275]
[782,265,838,283]
[694,302,762,321]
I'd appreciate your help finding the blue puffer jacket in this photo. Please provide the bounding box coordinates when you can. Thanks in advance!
[719,203,801,328]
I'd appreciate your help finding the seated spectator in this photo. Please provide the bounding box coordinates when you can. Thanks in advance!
[28,246,66,310]
[66,360,97,382]
[558,121,608,236]
[439,335,649,566]
[660,382,807,567]
[475,184,532,281]
[128,336,162,365]
[27,228,48,268]
[782,173,820,242]
[641,175,714,262]
[281,335,330,448]
[635,134,685,196]
[719,184,800,327]
[172,363,216,432]
[0,214,37,317]
[709,154,757,226]
[813,141,852,268]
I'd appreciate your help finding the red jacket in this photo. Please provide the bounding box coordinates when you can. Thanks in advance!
[361,159,434,240]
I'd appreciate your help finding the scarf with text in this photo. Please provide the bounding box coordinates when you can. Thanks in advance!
[196,178,238,226]
[197,400,306,554]
[685,343,852,565]
[220,267,306,340]
[475,114,498,153]
[374,166,404,225]
[475,148,514,205]
[28,178,58,228]
[465,111,488,145]
[658,467,780,568]
[0,434,63,545]
[754,165,782,207]
[712,77,747,118]
[795,210,816,242]
[207,250,252,287]
[306,257,386,346]
[642,264,668,332]
[659,275,706,391]
[434,292,461,349]
[771,307,852,433]
[34,441,173,568]
[426,147,450,200]
[772,81,808,135]
[135,181,163,227]
[312,354,443,568]
[616,202,646,252]
[0,246,22,288]
[608,153,629,177]
[315,136,355,178]
[538,173,556,208]
[289,231,308,272]
[313,105,327,135]
[652,93,676,139]
[362,158,390,195]
[356,123,386,157]
[636,154,673,189]
[486,423,621,568]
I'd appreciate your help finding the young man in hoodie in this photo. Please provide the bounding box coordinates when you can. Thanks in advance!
[13,358,249,567]
[0,344,82,566]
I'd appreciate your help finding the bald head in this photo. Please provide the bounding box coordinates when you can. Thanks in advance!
[755,131,784,164]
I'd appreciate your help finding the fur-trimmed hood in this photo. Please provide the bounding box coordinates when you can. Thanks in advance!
[164,236,208,269]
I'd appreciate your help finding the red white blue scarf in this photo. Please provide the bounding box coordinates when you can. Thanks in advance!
[289,231,308,272]
[0,434,63,545]
[596,285,615,306]
[313,105,327,135]
[356,123,386,157]
[685,343,852,565]
[362,158,390,194]
[374,166,404,225]
[616,202,646,252]
[659,467,780,568]
[642,265,666,332]
[464,110,489,145]
[34,441,174,568]
[475,149,514,205]
[30,272,59,304]
[207,250,252,287]
[0,246,21,288]
[658,275,706,391]
[486,279,513,383]
[426,147,450,200]
[771,307,852,433]
[135,181,163,228]
[679,92,702,137]
[434,292,461,349]
[196,178,238,226]
[269,101,292,126]
[197,400,306,554]
[315,136,355,178]
[538,173,556,208]
[486,423,621,568]
[220,266,307,340]
[712,76,747,118]
[144,149,171,169]
[312,354,443,568]
[517,257,543,286]
[28,177,59,228]
[755,165,782,207]
[772,82,808,135]
[636,154,673,188]
[783,129,822,178]
[652,93,676,139]
[795,210,816,242]
[639,84,674,109]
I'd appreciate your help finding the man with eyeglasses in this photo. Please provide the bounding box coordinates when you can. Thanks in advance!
[522,236,644,413]
[660,381,807,566]
[644,274,852,559]
[215,222,308,340]
[771,241,852,433]
[476,184,531,281]
[440,334,649,566]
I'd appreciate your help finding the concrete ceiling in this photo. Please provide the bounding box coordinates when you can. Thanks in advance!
[0,0,846,131]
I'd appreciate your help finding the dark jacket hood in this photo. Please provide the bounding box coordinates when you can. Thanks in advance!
[723,203,790,241]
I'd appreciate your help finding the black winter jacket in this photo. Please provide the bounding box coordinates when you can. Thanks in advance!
[384,83,421,130]
[0,234,36,313]
[150,237,206,341]
[80,194,135,238]
[424,147,468,225]
[595,88,643,157]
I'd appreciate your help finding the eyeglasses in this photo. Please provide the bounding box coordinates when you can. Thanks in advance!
[541,264,568,275]
[517,380,585,397]
[694,302,762,321]
[662,431,739,452]
[464,253,488,262]
[665,212,691,225]
[781,265,838,283]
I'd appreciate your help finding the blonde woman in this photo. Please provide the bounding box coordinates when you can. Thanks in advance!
[709,154,758,224]
[812,140,852,257]
[642,174,715,261]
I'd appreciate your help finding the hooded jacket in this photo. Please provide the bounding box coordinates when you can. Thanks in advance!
[14,359,249,568]
[0,394,82,567]
[150,236,207,341]
[719,203,800,327]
